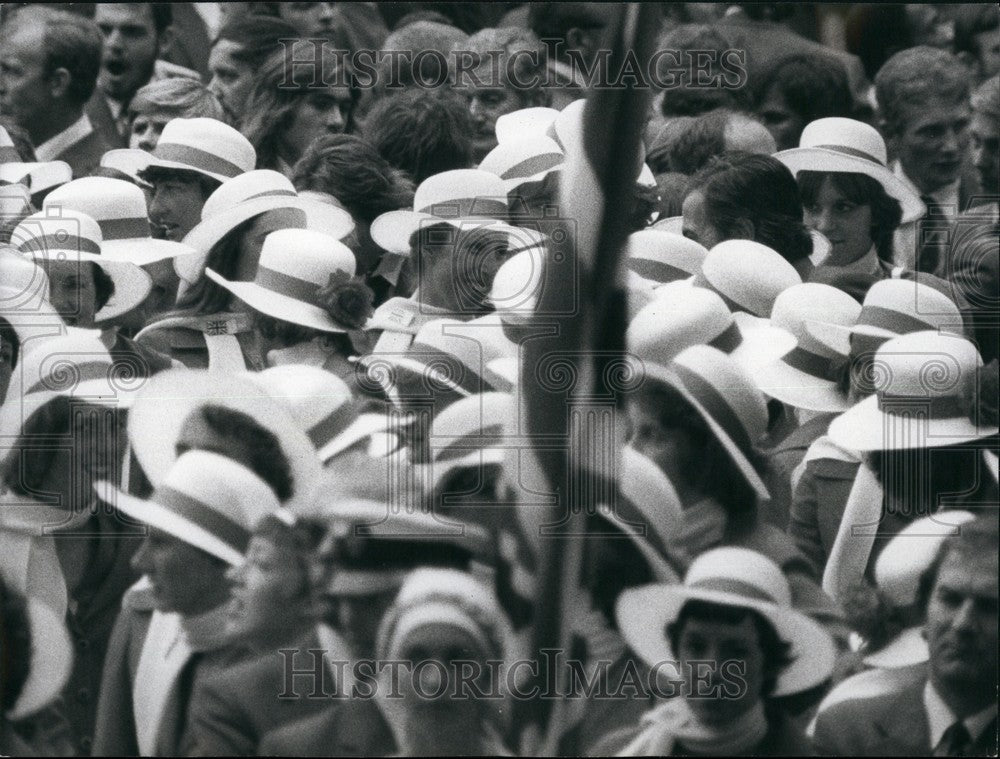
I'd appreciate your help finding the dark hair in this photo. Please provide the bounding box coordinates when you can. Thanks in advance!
[214,14,299,68]
[875,46,971,137]
[0,316,20,369]
[91,261,116,312]
[137,166,221,201]
[916,514,999,612]
[8,7,103,108]
[687,152,813,265]
[292,134,414,225]
[364,89,474,184]
[0,578,33,713]
[797,170,903,263]
[632,380,761,536]
[667,598,795,698]
[755,53,854,128]
[195,404,294,501]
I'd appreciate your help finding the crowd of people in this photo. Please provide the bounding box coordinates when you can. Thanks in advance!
[0,2,998,756]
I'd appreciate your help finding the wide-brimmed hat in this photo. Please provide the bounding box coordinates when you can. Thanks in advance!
[776,118,925,223]
[693,239,802,318]
[177,170,355,282]
[11,209,152,322]
[206,228,364,334]
[808,279,964,356]
[628,285,796,373]
[96,450,281,566]
[3,592,74,720]
[863,510,977,668]
[627,230,708,286]
[616,547,837,696]
[43,177,195,267]
[753,283,862,413]
[126,368,321,511]
[247,364,400,463]
[829,331,997,451]
[144,117,256,183]
[479,135,563,193]
[369,169,511,255]
[495,106,560,144]
[0,161,72,197]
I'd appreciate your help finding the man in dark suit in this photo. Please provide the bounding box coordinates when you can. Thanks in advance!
[0,6,112,179]
[813,515,998,755]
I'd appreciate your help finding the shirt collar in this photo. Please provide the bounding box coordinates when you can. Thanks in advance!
[35,113,94,162]
[893,161,961,216]
[923,679,997,748]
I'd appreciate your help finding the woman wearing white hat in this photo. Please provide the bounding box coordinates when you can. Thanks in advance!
[610,547,836,755]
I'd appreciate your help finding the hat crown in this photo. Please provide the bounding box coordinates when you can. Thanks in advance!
[162,449,280,531]
[702,240,801,317]
[863,279,962,330]
[258,228,356,285]
[44,177,148,224]
[156,117,256,176]
[874,331,982,401]
[413,169,508,216]
[13,209,103,258]
[772,283,862,356]
[202,170,297,219]
[686,547,791,607]
[799,117,888,165]
[628,287,732,367]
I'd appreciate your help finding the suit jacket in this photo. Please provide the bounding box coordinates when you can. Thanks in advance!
[56,128,114,180]
[257,698,395,757]
[813,670,998,756]
[181,628,336,756]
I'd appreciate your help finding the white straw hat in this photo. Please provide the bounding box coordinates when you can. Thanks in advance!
[479,135,563,193]
[776,118,925,223]
[43,177,195,266]
[753,283,862,412]
[11,209,152,322]
[95,450,281,566]
[616,547,837,696]
[693,239,802,318]
[144,117,256,183]
[828,331,997,451]
[626,230,708,285]
[807,278,964,356]
[206,228,364,334]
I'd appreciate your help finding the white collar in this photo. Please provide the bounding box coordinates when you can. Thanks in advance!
[35,113,94,162]
[923,678,997,749]
[893,161,961,216]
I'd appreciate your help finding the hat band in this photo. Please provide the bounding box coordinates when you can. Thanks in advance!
[857,305,932,336]
[254,265,325,309]
[153,485,252,555]
[876,392,967,418]
[26,360,113,395]
[308,400,360,449]
[417,197,508,218]
[690,271,746,314]
[782,345,841,382]
[98,216,153,241]
[153,142,245,178]
[687,576,778,604]
[671,363,755,459]
[500,153,563,181]
[813,143,886,167]
[627,257,691,284]
[20,234,101,256]
[433,422,506,463]
[709,320,744,354]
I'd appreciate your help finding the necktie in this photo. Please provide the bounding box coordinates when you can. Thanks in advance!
[934,721,972,756]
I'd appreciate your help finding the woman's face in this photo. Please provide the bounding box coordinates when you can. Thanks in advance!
[803,176,875,265]
[225,534,306,646]
[233,207,308,282]
[681,190,725,249]
[282,86,353,162]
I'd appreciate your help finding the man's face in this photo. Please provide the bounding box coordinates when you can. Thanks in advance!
[45,260,99,328]
[95,3,161,103]
[129,110,172,152]
[283,86,353,162]
[0,22,53,135]
[278,2,336,38]
[970,109,1000,192]
[132,526,231,614]
[892,100,971,195]
[207,39,256,124]
[148,175,206,241]
[925,550,999,695]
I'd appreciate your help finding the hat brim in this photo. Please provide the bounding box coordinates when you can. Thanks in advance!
[369,211,503,256]
[616,583,837,696]
[178,197,355,284]
[828,393,999,451]
[776,148,925,223]
[861,626,929,669]
[7,599,74,720]
[126,369,321,511]
[642,363,770,500]
[94,480,245,565]
[204,269,356,334]
[752,359,851,413]
[101,238,196,267]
